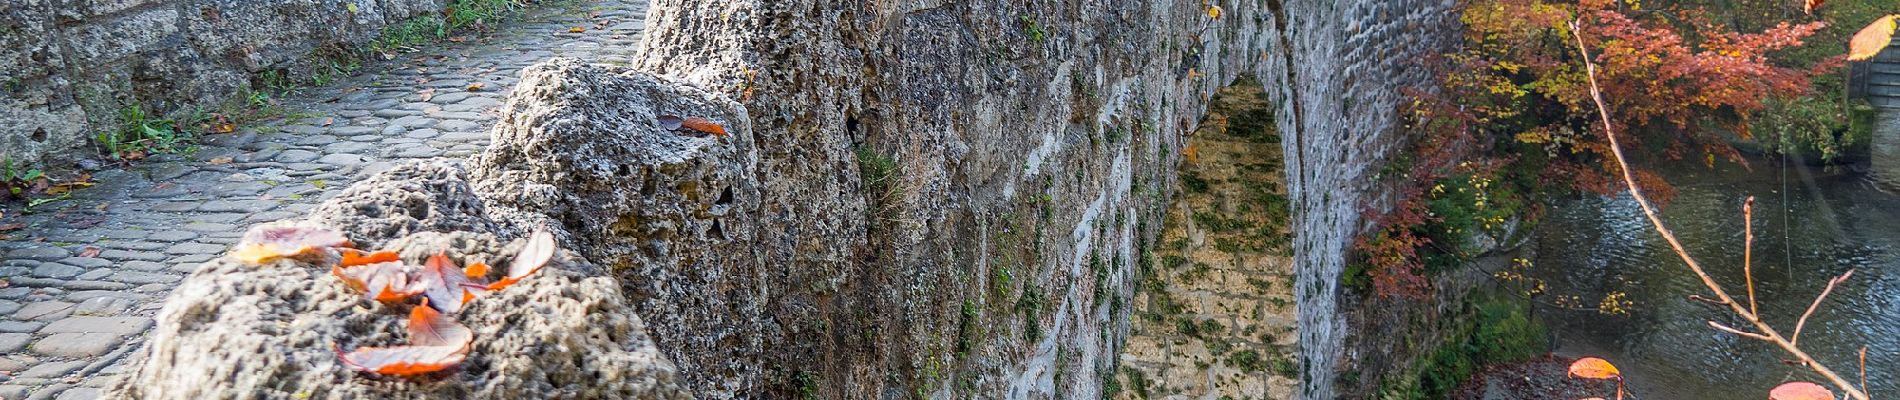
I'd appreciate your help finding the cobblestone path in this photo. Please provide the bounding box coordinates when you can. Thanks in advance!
[0,2,646,398]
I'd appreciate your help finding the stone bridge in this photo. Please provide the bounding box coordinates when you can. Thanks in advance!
[0,0,1461,398]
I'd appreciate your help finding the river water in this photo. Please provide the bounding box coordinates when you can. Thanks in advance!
[1528,118,1900,398]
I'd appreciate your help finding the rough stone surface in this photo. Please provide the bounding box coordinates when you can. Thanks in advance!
[469,59,762,397]
[109,169,690,399]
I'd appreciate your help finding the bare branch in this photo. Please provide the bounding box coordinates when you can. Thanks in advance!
[1743,196,1757,316]
[1566,18,1869,400]
[1706,320,1771,342]
[1792,269,1855,346]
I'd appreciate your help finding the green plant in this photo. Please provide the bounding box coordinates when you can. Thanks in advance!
[1,157,44,200]
[96,105,189,160]
[1020,15,1046,43]
[372,0,532,55]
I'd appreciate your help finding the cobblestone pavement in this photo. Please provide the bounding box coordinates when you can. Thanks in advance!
[0,1,646,398]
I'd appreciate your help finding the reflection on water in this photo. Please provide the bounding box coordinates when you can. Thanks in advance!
[1529,153,1900,398]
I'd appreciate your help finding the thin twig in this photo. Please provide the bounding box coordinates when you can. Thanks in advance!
[1707,320,1772,341]
[1566,18,1869,400]
[1743,197,1757,315]
[1792,269,1855,346]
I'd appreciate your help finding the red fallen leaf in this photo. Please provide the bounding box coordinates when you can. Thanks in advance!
[338,248,400,267]
[231,224,351,265]
[416,252,475,314]
[681,117,728,137]
[1770,382,1835,400]
[77,246,101,258]
[1804,0,1824,14]
[483,229,556,291]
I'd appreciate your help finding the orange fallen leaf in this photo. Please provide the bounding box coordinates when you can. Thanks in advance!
[465,83,484,92]
[1770,382,1835,400]
[464,262,489,278]
[484,229,556,291]
[681,117,727,137]
[339,248,401,267]
[335,343,467,376]
[567,27,586,33]
[335,299,474,376]
[1848,15,1896,61]
[417,252,475,314]
[332,261,422,302]
[231,225,351,265]
[1804,0,1824,14]
[1567,357,1621,380]
[407,300,473,347]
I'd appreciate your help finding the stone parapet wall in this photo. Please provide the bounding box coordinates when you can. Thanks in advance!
[0,0,448,166]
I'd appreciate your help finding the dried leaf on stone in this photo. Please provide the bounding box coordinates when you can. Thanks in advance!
[335,343,467,376]
[78,246,101,258]
[1566,357,1621,380]
[680,117,728,137]
[465,83,484,92]
[418,89,436,102]
[657,114,684,130]
[1848,15,1897,61]
[0,223,19,232]
[567,27,586,33]
[231,225,351,265]
[417,252,475,314]
[333,261,422,302]
[484,228,556,291]
[1770,382,1835,400]
[407,301,473,348]
[207,157,233,165]
[339,248,401,267]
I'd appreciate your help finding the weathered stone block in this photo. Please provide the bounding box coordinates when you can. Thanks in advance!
[61,8,181,65]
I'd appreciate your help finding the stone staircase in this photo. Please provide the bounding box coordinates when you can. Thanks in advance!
[1869,42,1900,108]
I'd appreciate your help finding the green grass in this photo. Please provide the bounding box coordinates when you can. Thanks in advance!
[372,0,534,54]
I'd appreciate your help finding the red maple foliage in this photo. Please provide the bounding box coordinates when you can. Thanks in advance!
[1353,0,1834,298]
